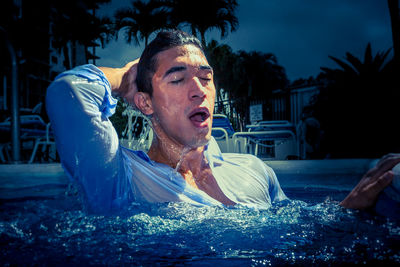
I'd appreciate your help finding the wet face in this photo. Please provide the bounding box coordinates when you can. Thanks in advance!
[149,44,216,149]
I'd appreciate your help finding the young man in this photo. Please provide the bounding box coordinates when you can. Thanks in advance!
[46,30,400,213]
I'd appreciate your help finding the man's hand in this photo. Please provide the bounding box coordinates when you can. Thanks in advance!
[118,59,139,107]
[340,153,400,210]
[99,58,139,108]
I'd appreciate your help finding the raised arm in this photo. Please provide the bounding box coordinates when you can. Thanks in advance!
[46,60,139,213]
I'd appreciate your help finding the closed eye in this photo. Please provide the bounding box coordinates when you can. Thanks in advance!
[171,78,184,84]
[200,77,212,84]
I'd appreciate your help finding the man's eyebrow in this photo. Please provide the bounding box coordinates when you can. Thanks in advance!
[163,65,213,78]
[199,65,213,73]
[163,66,186,78]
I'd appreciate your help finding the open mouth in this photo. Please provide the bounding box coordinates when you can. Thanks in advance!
[189,108,210,126]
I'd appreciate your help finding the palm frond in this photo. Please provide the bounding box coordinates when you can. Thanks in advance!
[364,43,372,65]
[345,52,362,73]
[328,55,357,75]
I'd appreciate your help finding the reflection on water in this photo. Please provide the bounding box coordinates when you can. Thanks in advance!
[0,188,399,266]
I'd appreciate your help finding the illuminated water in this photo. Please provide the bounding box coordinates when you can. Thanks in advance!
[1,187,399,266]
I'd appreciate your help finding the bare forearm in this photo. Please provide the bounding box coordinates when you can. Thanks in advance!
[98,66,126,92]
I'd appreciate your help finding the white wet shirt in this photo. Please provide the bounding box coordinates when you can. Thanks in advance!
[46,65,288,213]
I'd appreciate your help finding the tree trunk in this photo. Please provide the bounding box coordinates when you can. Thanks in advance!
[214,81,222,113]
[200,30,206,48]
[72,41,76,67]
[388,0,400,62]
[63,45,71,70]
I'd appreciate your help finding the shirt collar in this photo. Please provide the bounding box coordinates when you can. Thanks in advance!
[130,136,224,168]
[204,137,225,167]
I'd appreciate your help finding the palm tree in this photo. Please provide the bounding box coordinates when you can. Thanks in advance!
[321,43,392,81]
[206,41,288,101]
[205,40,237,103]
[236,51,288,99]
[51,0,112,69]
[205,40,288,128]
[388,0,400,62]
[114,0,170,46]
[166,0,238,46]
[314,43,396,158]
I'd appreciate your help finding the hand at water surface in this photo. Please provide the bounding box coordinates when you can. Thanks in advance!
[340,153,400,210]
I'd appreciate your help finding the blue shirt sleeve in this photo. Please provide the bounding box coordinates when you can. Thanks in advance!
[55,64,118,118]
[46,65,132,213]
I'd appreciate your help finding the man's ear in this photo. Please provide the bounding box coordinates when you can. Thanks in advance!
[134,92,153,116]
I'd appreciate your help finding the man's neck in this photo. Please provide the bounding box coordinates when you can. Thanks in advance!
[147,134,235,206]
[147,138,207,176]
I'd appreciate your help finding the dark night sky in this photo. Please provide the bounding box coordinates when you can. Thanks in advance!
[97,0,393,82]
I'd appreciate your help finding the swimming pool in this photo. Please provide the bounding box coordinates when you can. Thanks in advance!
[1,160,399,266]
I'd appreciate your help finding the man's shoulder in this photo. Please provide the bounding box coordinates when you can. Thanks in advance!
[54,64,107,84]
[120,146,159,168]
[222,152,261,161]
[220,153,266,169]
[219,152,276,177]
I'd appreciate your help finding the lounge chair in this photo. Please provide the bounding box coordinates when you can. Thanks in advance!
[240,120,298,159]
[211,116,298,159]
[232,129,298,159]
[28,122,56,163]
[211,114,235,152]
[0,115,56,163]
[246,120,293,132]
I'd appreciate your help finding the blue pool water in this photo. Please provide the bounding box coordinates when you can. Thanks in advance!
[0,161,399,266]
[1,188,399,266]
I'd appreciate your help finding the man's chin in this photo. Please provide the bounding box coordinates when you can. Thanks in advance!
[187,134,211,148]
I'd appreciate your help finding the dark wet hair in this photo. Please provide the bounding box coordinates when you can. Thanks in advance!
[136,30,204,97]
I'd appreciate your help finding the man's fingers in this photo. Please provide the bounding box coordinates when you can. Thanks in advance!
[119,59,140,108]
[376,153,400,168]
[369,155,400,179]
[124,58,140,70]
[370,171,394,195]
[341,158,398,210]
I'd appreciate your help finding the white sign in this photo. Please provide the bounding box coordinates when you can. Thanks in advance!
[249,104,263,123]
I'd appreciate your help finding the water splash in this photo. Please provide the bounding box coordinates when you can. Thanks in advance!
[0,190,399,266]
[121,104,153,152]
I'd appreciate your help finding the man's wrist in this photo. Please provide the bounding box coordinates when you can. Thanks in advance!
[99,67,124,92]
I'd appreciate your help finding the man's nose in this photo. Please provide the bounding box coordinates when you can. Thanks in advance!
[189,77,207,99]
